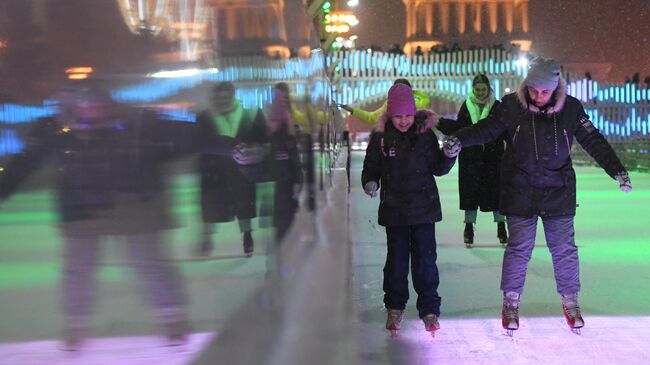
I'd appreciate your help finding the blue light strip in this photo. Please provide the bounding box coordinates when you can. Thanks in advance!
[585,108,650,138]
[0,101,59,124]
[0,129,26,156]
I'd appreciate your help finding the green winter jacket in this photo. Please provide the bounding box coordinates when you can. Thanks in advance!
[351,90,430,125]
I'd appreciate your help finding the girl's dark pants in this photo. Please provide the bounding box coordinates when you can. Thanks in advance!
[383,223,441,318]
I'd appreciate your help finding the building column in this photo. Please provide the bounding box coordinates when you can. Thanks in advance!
[505,0,514,33]
[456,1,466,34]
[440,1,449,34]
[472,1,481,33]
[411,1,418,37]
[226,7,237,40]
[211,7,220,50]
[425,3,433,35]
[404,0,413,37]
[488,1,498,33]
[520,0,529,33]
[274,2,288,42]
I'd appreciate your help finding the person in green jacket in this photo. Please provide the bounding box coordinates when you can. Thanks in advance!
[274,82,331,135]
[196,82,268,257]
[340,79,430,125]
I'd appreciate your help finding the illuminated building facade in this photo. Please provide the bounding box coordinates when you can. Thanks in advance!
[117,0,212,62]
[403,0,532,55]
[117,0,312,60]
[208,0,301,58]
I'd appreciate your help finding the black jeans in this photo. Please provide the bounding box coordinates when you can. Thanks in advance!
[383,223,441,318]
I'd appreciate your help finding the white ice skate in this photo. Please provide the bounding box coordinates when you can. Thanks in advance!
[502,292,520,337]
[386,309,405,336]
[562,294,584,335]
[422,314,440,337]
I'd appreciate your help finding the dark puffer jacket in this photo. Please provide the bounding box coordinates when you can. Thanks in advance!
[0,110,233,234]
[362,120,456,227]
[455,79,627,218]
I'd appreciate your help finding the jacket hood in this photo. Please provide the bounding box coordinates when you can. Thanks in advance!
[517,78,567,114]
[377,109,438,133]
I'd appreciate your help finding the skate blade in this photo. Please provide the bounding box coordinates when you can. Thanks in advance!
[571,328,582,335]
[505,329,515,337]
[389,329,398,337]
[465,243,473,248]
[62,345,82,353]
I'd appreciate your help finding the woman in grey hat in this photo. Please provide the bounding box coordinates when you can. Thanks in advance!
[443,56,632,335]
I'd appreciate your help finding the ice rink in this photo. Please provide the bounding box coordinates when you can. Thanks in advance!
[1,151,649,365]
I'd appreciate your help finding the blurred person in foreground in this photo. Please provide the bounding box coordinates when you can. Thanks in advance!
[195,82,268,257]
[240,85,304,278]
[443,57,632,335]
[0,80,250,350]
[266,86,303,243]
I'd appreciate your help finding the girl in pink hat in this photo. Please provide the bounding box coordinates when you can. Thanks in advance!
[361,83,457,336]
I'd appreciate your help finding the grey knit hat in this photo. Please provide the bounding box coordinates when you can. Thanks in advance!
[526,57,561,90]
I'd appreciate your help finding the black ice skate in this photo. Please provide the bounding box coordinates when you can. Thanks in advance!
[243,231,254,257]
[422,314,440,337]
[62,325,87,352]
[464,223,474,247]
[502,292,520,337]
[561,294,584,335]
[386,309,405,336]
[164,320,190,346]
[196,240,214,257]
[497,222,508,246]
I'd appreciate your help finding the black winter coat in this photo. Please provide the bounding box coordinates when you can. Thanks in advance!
[439,101,504,211]
[196,105,268,222]
[455,81,627,218]
[362,123,456,227]
[268,125,303,229]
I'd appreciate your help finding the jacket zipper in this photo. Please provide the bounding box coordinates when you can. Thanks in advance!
[512,125,520,145]
[563,129,570,151]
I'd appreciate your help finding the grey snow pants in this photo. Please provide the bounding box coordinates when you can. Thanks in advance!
[501,215,580,296]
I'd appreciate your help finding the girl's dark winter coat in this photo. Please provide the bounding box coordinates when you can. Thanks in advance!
[454,80,627,218]
[362,122,456,227]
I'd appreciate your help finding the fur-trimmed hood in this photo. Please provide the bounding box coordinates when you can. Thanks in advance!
[517,78,567,114]
[376,109,439,133]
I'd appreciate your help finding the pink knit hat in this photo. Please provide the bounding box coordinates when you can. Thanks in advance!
[386,83,416,117]
[270,88,290,122]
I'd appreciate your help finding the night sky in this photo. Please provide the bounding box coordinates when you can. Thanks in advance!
[3,0,648,86]
[349,0,650,82]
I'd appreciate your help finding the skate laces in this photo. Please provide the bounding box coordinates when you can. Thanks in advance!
[562,295,581,318]
[503,293,520,319]
[504,303,519,320]
[387,309,404,322]
[423,314,439,330]
[386,309,404,330]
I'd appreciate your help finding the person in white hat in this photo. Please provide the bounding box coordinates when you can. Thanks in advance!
[443,56,632,335]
